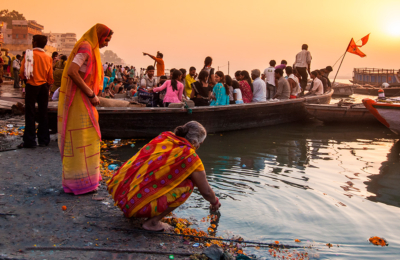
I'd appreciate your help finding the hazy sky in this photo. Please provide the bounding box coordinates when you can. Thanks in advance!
[3,0,400,79]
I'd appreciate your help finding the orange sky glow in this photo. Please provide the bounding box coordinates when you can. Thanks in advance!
[3,0,400,79]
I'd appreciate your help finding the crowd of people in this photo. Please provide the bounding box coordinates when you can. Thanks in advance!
[99,44,333,108]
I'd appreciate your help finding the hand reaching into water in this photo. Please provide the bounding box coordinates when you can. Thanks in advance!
[210,201,221,211]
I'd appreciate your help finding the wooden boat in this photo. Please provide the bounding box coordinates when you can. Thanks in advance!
[332,83,353,97]
[305,102,379,124]
[363,98,400,135]
[48,90,333,139]
[350,68,400,96]
[351,68,400,87]
[352,86,400,97]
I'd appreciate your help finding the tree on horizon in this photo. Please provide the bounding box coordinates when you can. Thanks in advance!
[101,50,124,65]
[0,9,26,29]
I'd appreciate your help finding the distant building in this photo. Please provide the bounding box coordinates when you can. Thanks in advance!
[0,21,4,48]
[60,33,77,56]
[11,20,44,45]
[2,20,56,57]
[43,32,77,56]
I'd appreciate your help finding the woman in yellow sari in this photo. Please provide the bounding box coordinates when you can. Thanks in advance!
[108,121,221,231]
[58,24,113,195]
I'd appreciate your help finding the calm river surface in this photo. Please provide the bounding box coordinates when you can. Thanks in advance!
[110,95,400,259]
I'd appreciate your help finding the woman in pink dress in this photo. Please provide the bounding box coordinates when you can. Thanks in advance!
[152,70,184,107]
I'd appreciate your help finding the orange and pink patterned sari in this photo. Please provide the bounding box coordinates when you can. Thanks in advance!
[58,24,111,195]
[108,132,204,218]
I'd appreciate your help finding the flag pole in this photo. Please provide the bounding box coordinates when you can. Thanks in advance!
[332,38,353,85]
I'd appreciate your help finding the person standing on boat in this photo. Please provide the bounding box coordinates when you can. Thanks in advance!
[263,60,276,100]
[143,51,165,77]
[251,69,266,102]
[294,44,312,96]
[273,69,290,100]
[58,24,113,195]
[306,71,324,96]
[285,66,300,99]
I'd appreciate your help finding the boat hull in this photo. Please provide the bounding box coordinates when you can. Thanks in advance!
[305,104,378,124]
[332,86,354,97]
[362,98,400,135]
[48,91,333,139]
[353,87,400,97]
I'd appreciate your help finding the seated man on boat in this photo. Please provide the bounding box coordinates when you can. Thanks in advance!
[107,121,221,231]
[306,71,324,96]
[273,69,290,100]
[319,68,331,92]
[316,70,329,93]
[285,66,300,99]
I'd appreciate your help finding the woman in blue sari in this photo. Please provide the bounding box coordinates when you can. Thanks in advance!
[112,66,116,78]
[210,71,230,106]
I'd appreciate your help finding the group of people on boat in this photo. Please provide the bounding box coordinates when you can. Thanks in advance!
[98,44,333,107]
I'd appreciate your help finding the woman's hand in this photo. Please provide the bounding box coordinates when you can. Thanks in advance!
[210,198,221,211]
[89,96,100,106]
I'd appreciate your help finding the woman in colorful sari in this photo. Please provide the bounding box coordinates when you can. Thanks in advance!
[112,66,117,78]
[108,121,221,231]
[239,70,253,103]
[50,55,68,97]
[58,24,113,195]
[210,71,230,106]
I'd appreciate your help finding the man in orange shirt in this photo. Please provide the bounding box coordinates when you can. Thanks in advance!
[143,51,165,77]
[18,35,54,148]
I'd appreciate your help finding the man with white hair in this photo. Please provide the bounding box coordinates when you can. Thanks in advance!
[251,69,266,102]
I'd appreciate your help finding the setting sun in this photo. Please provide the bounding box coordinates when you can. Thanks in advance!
[386,19,400,36]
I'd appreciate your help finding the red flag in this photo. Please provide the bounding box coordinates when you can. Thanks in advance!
[347,38,366,57]
[359,34,370,47]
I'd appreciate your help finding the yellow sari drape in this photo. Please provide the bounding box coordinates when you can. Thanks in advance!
[57,24,110,195]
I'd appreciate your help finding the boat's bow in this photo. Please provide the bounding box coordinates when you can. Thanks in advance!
[362,98,400,134]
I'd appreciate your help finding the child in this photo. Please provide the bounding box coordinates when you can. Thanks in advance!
[102,87,114,98]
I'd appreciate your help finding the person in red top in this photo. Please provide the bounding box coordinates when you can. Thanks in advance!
[143,51,165,77]
[18,35,54,148]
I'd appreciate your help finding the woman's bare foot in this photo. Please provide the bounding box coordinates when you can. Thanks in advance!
[142,218,174,232]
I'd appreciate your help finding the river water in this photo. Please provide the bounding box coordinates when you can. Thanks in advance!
[109,94,400,259]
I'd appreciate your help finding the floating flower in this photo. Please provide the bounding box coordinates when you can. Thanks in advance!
[369,236,388,247]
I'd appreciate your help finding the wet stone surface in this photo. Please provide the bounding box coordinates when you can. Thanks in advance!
[0,140,200,259]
